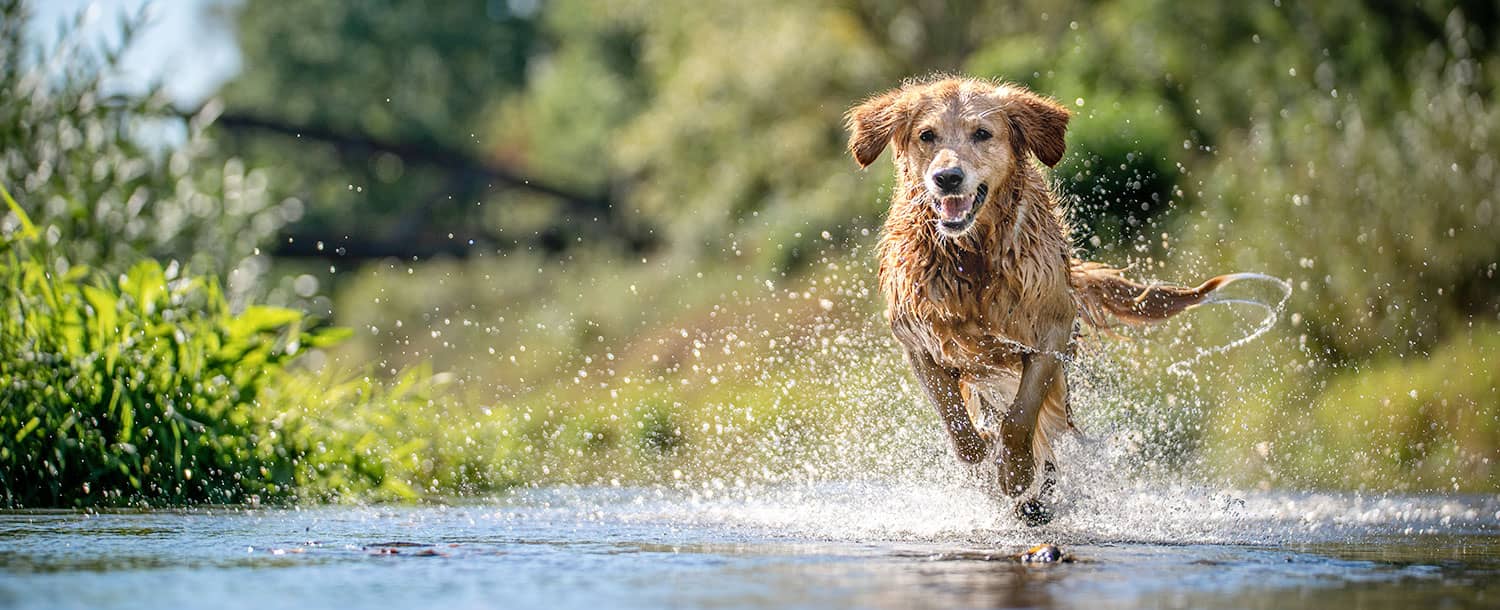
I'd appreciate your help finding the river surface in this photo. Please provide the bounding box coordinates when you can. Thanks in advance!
[2,483,1497,609]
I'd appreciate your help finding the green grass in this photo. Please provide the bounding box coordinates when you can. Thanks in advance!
[1205,324,1500,493]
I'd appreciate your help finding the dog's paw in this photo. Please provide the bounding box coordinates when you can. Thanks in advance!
[995,429,1035,497]
[1014,498,1054,527]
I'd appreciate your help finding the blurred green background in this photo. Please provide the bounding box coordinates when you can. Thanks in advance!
[1,0,1496,506]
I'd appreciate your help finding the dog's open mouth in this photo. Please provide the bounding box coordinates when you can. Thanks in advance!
[935,183,988,233]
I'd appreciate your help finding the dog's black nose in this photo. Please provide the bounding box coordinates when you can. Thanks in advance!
[932,168,964,193]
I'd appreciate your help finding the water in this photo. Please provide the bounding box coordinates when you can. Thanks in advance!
[3,484,1497,609]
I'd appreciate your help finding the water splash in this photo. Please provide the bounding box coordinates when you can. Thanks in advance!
[502,476,1500,548]
[510,258,1329,546]
[1167,272,1293,376]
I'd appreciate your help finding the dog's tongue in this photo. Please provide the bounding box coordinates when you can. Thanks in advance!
[938,196,971,222]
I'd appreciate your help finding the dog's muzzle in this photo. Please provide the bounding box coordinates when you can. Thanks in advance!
[934,183,988,234]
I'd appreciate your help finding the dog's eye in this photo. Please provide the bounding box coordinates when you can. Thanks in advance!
[918,130,936,143]
[973,128,993,142]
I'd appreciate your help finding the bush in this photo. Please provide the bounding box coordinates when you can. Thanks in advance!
[0,4,525,506]
[263,366,528,502]
[0,187,523,505]
[0,187,347,505]
[1165,51,1500,362]
[1206,324,1500,493]
[1304,325,1500,492]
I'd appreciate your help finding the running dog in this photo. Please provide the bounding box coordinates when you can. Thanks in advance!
[846,76,1238,524]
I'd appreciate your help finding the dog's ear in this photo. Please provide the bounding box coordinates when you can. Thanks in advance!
[845,88,910,168]
[1002,87,1070,167]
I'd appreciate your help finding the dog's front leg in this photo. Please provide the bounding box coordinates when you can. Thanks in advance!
[904,348,988,463]
[995,326,1071,497]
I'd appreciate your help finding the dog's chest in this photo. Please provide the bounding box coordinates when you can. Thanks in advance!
[889,275,1036,374]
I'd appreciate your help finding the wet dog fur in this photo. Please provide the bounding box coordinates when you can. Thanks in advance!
[845,76,1232,523]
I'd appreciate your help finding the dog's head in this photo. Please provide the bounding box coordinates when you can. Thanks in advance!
[845,78,1069,237]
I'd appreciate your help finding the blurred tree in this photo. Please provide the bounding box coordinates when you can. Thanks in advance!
[589,0,898,267]
[966,0,1499,254]
[0,0,292,302]
[494,0,1074,269]
[210,0,623,257]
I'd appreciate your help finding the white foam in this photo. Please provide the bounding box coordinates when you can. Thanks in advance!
[503,475,1498,548]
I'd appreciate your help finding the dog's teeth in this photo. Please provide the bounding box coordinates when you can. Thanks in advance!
[938,196,972,221]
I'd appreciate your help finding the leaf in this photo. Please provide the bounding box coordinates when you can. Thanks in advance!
[61,264,90,283]
[118,396,135,444]
[0,181,37,241]
[120,261,166,315]
[82,285,119,337]
[378,477,419,501]
[233,306,303,336]
[14,417,40,443]
[302,325,353,349]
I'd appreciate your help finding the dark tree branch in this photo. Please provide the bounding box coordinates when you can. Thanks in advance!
[188,107,613,216]
[172,106,660,260]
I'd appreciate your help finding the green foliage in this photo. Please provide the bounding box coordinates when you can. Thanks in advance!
[1169,23,1500,491]
[1306,325,1500,492]
[1,180,518,506]
[0,202,343,505]
[214,0,543,240]
[261,366,525,502]
[637,401,685,453]
[1051,95,1181,254]
[223,1,537,146]
[1207,324,1500,492]
[328,246,778,391]
[0,0,293,282]
[1166,52,1500,362]
[0,5,497,506]
[565,0,891,264]
[0,3,306,505]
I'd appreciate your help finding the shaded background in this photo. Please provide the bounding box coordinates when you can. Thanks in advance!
[2,0,1497,504]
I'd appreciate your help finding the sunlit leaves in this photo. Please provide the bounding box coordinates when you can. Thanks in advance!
[0,230,346,506]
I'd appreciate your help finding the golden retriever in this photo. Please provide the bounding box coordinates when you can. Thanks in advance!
[846,76,1235,525]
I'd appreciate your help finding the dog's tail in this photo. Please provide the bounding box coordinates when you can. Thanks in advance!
[1070,260,1236,328]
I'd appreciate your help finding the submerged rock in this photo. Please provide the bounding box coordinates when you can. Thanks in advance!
[1019,544,1070,563]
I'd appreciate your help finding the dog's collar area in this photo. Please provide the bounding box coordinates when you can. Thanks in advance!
[937,183,988,232]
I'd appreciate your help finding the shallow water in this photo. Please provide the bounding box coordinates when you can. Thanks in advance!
[2,484,1497,609]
